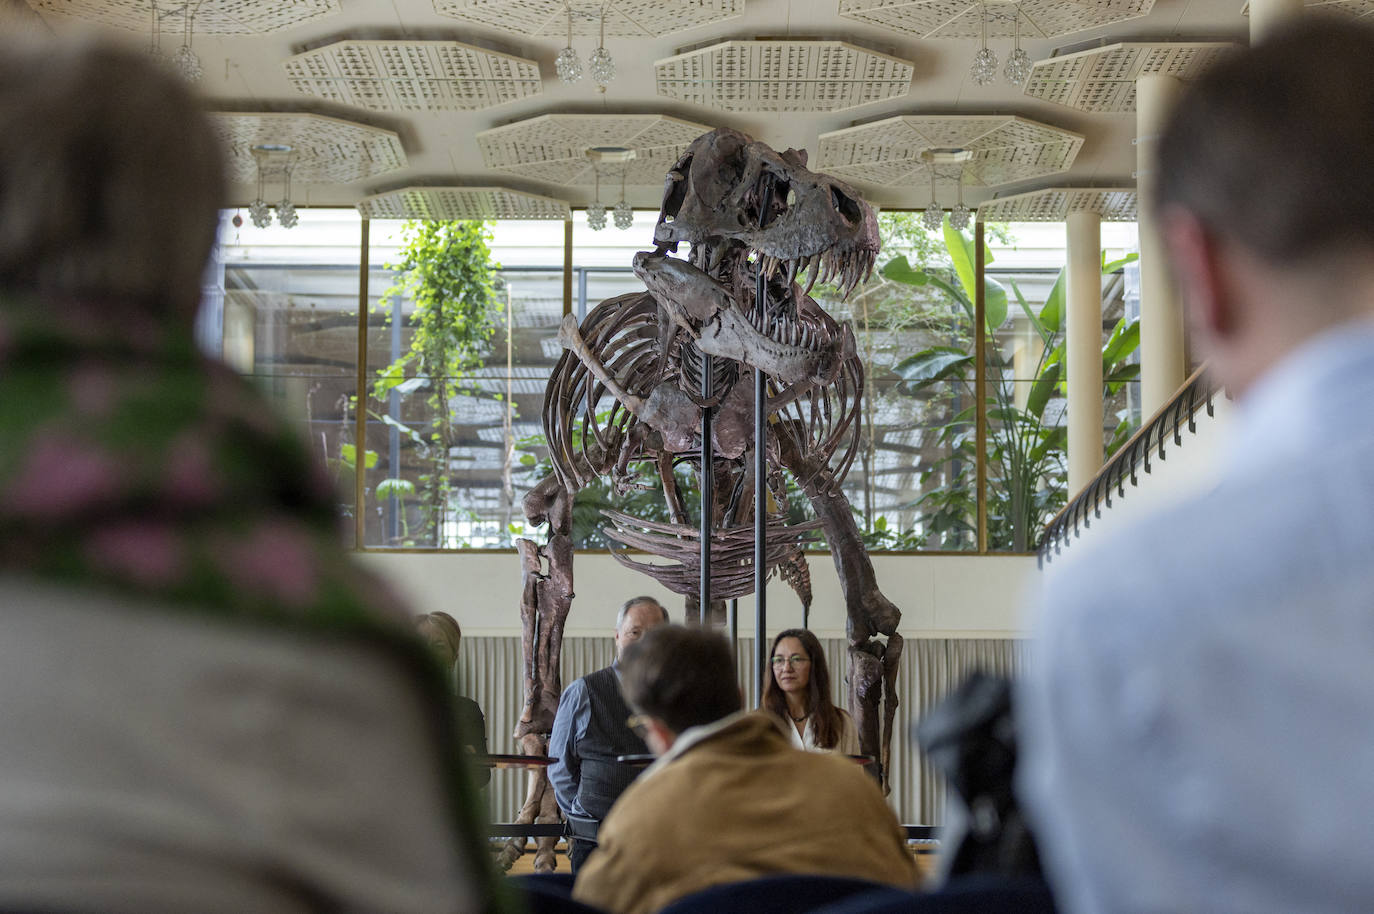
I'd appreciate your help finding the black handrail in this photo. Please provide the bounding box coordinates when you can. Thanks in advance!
[1038,366,1222,565]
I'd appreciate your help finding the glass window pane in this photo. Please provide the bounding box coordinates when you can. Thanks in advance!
[982,221,1140,551]
[215,208,364,535]
[363,219,566,549]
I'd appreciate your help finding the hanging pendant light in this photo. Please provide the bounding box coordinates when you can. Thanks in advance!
[612,163,632,229]
[173,1,203,82]
[948,168,972,231]
[276,158,299,229]
[587,168,607,231]
[1003,11,1033,86]
[147,0,166,64]
[555,2,584,84]
[970,3,998,86]
[588,2,616,89]
[921,168,943,231]
[249,148,272,229]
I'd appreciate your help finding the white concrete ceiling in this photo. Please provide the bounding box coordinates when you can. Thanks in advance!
[18,0,1251,213]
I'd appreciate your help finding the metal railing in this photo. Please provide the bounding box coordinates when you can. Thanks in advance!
[1038,365,1222,564]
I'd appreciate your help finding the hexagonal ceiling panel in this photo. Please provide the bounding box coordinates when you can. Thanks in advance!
[976,187,1138,221]
[1241,0,1374,17]
[477,114,712,185]
[1024,42,1236,112]
[26,0,339,34]
[838,0,1154,39]
[284,40,541,112]
[357,187,570,220]
[210,113,407,184]
[817,115,1083,187]
[655,40,913,113]
[432,0,743,38]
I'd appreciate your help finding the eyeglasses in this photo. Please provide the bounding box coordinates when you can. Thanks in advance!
[770,655,811,669]
[626,714,648,737]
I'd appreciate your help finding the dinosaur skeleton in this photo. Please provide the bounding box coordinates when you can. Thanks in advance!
[506,128,904,868]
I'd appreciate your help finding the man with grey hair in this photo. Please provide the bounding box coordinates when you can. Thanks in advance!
[1018,19,1374,914]
[549,595,669,870]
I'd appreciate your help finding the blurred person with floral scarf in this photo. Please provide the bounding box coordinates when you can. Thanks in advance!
[0,36,504,914]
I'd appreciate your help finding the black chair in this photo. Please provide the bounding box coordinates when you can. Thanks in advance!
[656,874,897,914]
[811,874,1058,914]
[507,872,607,914]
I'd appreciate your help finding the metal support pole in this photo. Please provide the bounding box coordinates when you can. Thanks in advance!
[354,219,369,551]
[700,351,713,618]
[753,186,773,705]
[974,220,988,553]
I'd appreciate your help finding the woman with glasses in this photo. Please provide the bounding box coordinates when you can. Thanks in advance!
[762,628,860,754]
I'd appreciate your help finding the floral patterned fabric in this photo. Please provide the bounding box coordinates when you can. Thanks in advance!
[0,291,506,911]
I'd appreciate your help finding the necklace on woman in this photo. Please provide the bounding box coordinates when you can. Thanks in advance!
[790,712,809,722]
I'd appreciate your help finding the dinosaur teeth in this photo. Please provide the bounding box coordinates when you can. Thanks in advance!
[804,255,821,295]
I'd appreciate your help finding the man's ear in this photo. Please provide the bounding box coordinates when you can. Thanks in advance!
[643,717,676,756]
[1160,206,1235,341]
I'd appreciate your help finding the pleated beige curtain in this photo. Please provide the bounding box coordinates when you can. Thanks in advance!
[457,635,1026,827]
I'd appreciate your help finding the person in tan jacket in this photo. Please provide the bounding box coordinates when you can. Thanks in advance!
[573,626,918,914]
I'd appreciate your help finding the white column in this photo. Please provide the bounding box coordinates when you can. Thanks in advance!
[1250,0,1303,42]
[1066,209,1103,494]
[1137,73,1187,416]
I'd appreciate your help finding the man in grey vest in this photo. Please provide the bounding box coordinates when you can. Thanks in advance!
[549,596,669,871]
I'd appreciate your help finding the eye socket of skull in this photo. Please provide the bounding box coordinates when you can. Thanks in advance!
[830,185,863,229]
[658,154,691,222]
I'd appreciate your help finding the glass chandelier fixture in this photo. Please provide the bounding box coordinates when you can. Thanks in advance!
[555,3,583,84]
[1003,13,1033,86]
[588,5,616,88]
[587,170,607,231]
[948,170,972,231]
[612,168,632,229]
[249,154,272,229]
[173,1,203,83]
[970,3,999,86]
[276,161,299,229]
[921,168,943,231]
[147,0,166,64]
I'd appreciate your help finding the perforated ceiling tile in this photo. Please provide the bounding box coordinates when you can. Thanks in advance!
[27,0,340,33]
[839,0,1154,39]
[432,0,743,37]
[817,115,1083,187]
[976,187,1138,222]
[356,187,570,221]
[655,40,913,113]
[210,113,407,184]
[284,40,541,112]
[1241,0,1374,17]
[477,114,712,185]
[1024,42,1236,112]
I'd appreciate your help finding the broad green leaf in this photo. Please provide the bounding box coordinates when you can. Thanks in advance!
[1102,251,1139,274]
[377,413,425,445]
[984,276,1008,332]
[893,347,972,388]
[1102,316,1141,367]
[944,220,978,304]
[942,220,1007,330]
[1010,278,1051,346]
[1039,270,1065,334]
[879,255,929,286]
[1026,362,1062,420]
[376,477,416,500]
